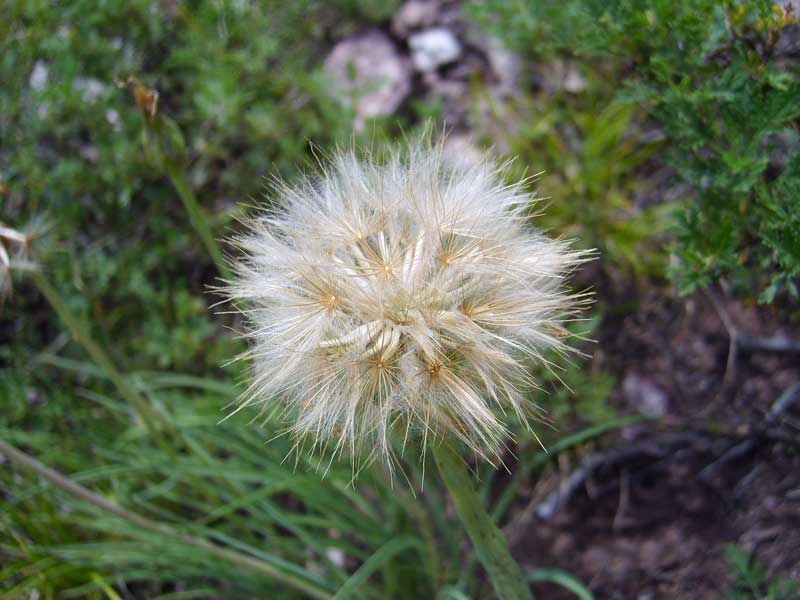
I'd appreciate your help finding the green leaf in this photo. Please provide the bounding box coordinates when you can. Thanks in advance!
[332,536,421,600]
[528,568,596,600]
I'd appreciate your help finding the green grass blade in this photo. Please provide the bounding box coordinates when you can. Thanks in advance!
[527,569,595,600]
[332,536,421,600]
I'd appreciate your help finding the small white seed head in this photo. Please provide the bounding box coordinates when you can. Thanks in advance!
[0,222,39,302]
[227,140,592,467]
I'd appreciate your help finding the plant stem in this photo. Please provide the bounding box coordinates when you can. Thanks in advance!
[433,441,533,600]
[30,271,170,451]
[0,440,333,600]
[167,168,232,281]
[31,272,245,508]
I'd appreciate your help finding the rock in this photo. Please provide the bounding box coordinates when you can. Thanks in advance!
[323,30,411,130]
[409,28,462,72]
[391,0,439,38]
[105,109,122,130]
[484,39,520,97]
[562,66,588,93]
[29,60,48,91]
[74,77,108,103]
[426,77,470,128]
[325,547,346,567]
[537,59,588,94]
[623,372,669,416]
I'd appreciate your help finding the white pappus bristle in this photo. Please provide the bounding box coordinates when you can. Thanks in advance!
[227,140,592,468]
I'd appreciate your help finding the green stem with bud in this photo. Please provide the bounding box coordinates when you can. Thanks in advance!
[125,80,230,282]
[167,168,232,281]
[433,441,533,600]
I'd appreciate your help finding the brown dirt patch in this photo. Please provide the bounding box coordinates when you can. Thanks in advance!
[506,287,800,599]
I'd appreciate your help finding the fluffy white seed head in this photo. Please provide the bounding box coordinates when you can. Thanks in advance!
[0,222,38,301]
[227,140,591,467]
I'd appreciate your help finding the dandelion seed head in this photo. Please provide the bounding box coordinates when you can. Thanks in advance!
[227,140,591,467]
[0,222,39,302]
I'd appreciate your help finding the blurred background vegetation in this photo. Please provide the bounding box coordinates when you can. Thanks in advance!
[2,1,798,598]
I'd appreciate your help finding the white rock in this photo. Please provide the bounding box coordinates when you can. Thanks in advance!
[563,67,587,93]
[549,59,587,93]
[409,28,461,72]
[105,109,121,130]
[391,0,439,38]
[325,547,346,567]
[74,77,108,103]
[29,61,48,91]
[324,30,411,130]
[623,373,669,416]
[484,39,520,97]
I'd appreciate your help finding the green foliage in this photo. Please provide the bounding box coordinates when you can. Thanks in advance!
[717,545,800,600]
[480,81,670,277]
[753,154,800,302]
[1,378,433,599]
[0,1,618,597]
[537,316,616,424]
[527,569,596,600]
[470,0,800,301]
[0,0,399,372]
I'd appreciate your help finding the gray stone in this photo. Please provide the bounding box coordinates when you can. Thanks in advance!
[484,39,521,97]
[409,28,462,72]
[623,373,669,416]
[29,61,48,91]
[324,30,411,130]
[74,77,108,103]
[391,0,439,38]
[562,66,588,93]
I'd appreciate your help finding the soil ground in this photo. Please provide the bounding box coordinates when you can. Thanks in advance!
[507,285,800,598]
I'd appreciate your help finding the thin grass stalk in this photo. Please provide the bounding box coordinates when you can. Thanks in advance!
[0,440,333,600]
[30,271,171,452]
[433,441,533,600]
[375,467,441,591]
[167,168,231,281]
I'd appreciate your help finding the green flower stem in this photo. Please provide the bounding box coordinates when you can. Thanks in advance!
[0,440,333,600]
[433,441,533,600]
[31,271,171,451]
[167,168,232,281]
